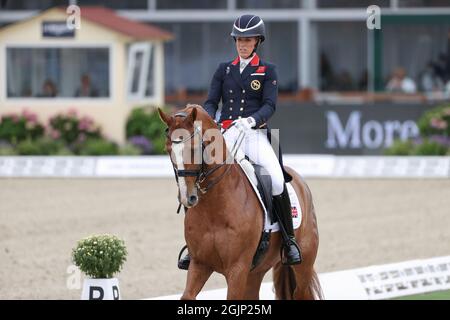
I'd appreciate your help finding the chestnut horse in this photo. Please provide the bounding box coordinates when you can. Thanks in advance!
[158,105,322,300]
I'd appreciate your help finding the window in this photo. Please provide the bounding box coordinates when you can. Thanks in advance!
[259,22,298,92]
[177,23,207,93]
[318,0,389,8]
[145,48,155,97]
[316,22,368,91]
[156,0,227,9]
[157,22,235,95]
[398,0,450,7]
[236,0,301,9]
[6,47,110,98]
[76,0,148,9]
[382,24,450,92]
[127,43,155,100]
[157,21,298,95]
[1,0,68,10]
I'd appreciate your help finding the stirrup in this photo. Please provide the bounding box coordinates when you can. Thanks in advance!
[280,239,302,265]
[177,245,190,270]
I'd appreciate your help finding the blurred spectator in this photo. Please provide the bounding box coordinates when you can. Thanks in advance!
[38,79,57,97]
[358,69,368,91]
[433,53,450,84]
[444,79,450,99]
[386,67,417,94]
[320,52,335,91]
[420,61,444,93]
[335,70,354,91]
[75,74,99,97]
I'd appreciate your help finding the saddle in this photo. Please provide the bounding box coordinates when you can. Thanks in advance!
[237,157,302,269]
[238,158,273,269]
[251,163,273,269]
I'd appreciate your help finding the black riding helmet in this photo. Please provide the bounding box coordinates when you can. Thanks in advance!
[231,14,266,43]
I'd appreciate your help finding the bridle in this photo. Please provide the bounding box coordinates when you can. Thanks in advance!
[168,112,239,197]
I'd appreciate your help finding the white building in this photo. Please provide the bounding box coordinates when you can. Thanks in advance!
[0,6,172,143]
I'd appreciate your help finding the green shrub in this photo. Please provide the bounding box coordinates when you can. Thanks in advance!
[118,143,142,156]
[152,136,166,155]
[54,148,75,156]
[412,139,448,156]
[0,141,17,155]
[16,137,68,155]
[72,234,127,279]
[385,138,449,156]
[48,110,102,145]
[16,139,43,155]
[384,140,414,155]
[126,107,168,154]
[76,138,119,156]
[0,110,45,144]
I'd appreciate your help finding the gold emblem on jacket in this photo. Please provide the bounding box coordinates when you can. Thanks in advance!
[251,80,261,91]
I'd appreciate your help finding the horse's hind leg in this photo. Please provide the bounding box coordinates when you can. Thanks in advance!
[181,261,213,300]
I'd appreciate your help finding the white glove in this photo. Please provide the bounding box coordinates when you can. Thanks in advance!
[233,117,256,131]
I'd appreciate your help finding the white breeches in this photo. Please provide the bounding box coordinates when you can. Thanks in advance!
[223,126,285,196]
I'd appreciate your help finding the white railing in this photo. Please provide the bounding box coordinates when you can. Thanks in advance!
[0,155,448,178]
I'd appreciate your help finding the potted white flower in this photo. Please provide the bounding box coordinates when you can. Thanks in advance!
[72,234,127,300]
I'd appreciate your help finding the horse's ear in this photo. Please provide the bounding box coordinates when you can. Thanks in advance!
[185,107,197,124]
[158,108,172,126]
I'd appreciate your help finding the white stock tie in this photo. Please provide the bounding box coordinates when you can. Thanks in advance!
[240,61,247,74]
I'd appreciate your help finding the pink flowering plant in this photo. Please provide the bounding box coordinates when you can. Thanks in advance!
[386,104,450,155]
[48,109,102,146]
[0,110,45,144]
[418,105,450,137]
[0,109,128,155]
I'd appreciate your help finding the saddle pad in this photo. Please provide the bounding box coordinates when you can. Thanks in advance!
[265,182,302,233]
[237,159,302,233]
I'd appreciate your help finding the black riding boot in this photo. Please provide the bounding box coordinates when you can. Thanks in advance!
[273,185,302,265]
[178,246,191,270]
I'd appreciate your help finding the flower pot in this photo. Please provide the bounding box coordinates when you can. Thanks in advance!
[81,278,121,300]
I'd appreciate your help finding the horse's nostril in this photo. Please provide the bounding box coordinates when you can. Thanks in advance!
[188,195,198,206]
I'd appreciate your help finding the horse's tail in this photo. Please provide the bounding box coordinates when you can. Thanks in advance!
[308,270,323,300]
[273,262,323,300]
[273,262,296,300]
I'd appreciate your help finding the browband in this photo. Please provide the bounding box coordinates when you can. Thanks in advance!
[174,111,188,118]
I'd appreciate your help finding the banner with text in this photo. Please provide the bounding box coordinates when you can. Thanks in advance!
[270,103,439,155]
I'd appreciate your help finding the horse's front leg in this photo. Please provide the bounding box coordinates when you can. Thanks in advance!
[181,260,213,300]
[225,263,252,300]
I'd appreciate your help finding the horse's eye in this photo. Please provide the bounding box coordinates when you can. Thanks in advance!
[165,127,169,137]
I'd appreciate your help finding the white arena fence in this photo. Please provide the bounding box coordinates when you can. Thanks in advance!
[0,155,449,178]
[149,255,450,300]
